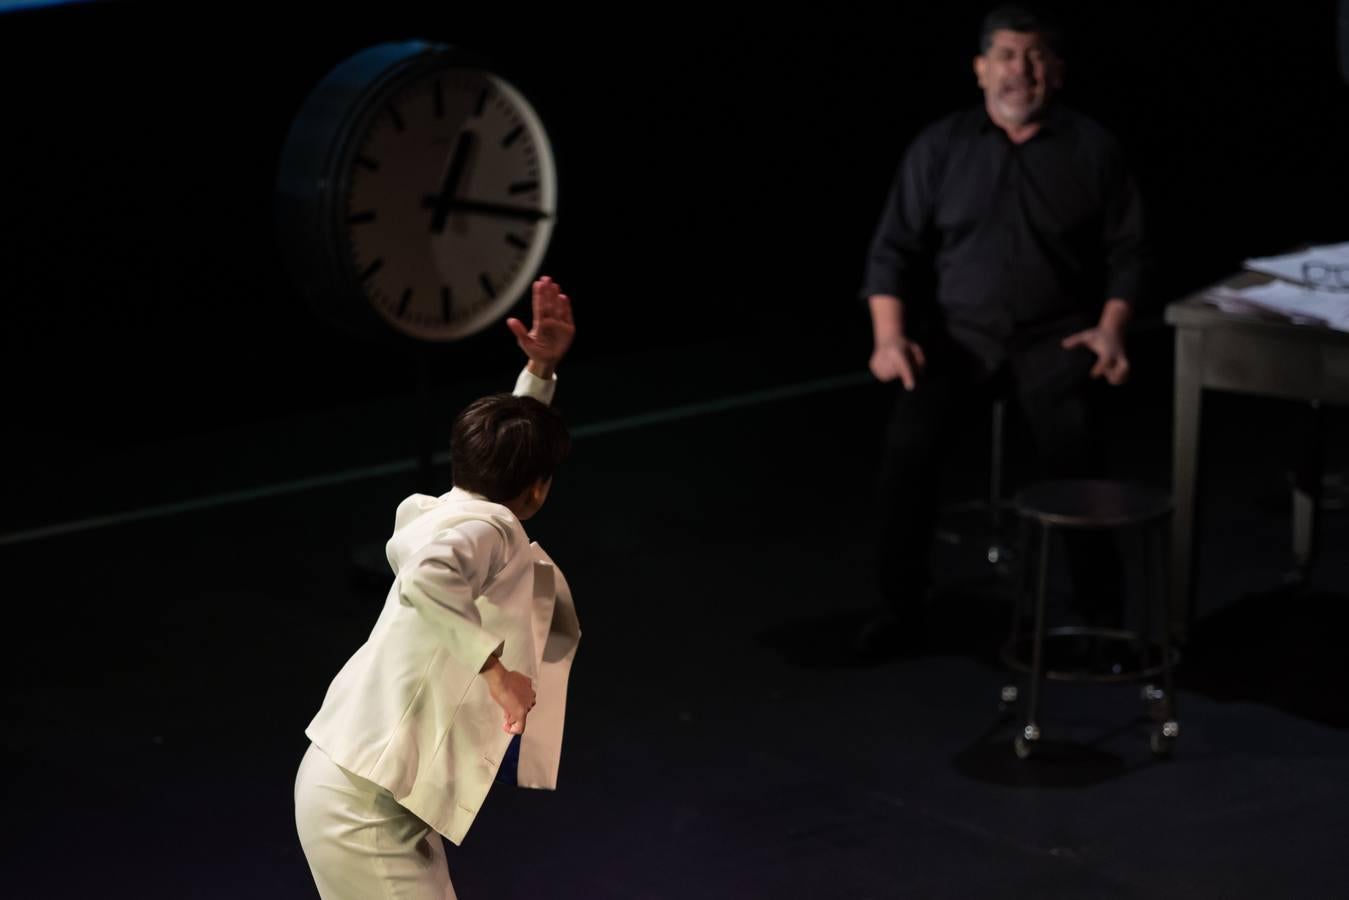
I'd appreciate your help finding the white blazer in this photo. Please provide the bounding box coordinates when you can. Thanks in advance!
[305,369,580,845]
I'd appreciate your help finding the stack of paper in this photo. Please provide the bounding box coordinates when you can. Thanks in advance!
[1208,242,1349,331]
[1244,242,1349,287]
[1210,281,1349,331]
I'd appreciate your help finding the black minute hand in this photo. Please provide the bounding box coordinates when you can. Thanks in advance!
[431,198,552,223]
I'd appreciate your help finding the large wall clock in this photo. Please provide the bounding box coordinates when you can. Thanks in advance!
[276,41,557,341]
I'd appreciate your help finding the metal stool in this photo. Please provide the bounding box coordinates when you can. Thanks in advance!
[937,397,1017,570]
[999,479,1180,759]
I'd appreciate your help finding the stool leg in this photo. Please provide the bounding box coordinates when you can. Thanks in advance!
[1010,517,1032,633]
[987,401,1012,570]
[1139,525,1168,718]
[989,400,1006,536]
[1139,525,1154,682]
[1017,520,1051,759]
[1000,516,1032,711]
[1149,520,1180,757]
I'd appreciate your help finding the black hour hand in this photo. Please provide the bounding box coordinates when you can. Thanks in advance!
[426,130,476,234]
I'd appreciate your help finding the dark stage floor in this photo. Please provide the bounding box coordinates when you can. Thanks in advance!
[3,336,1348,899]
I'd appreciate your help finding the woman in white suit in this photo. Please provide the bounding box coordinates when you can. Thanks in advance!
[295,277,580,899]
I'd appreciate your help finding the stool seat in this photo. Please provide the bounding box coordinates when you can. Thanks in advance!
[1014,479,1171,529]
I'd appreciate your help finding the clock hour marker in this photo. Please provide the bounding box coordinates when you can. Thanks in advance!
[360,259,384,282]
[355,156,379,172]
[347,211,377,225]
[508,180,539,195]
[479,274,496,299]
[475,88,489,117]
[388,104,405,133]
[433,80,444,118]
[501,125,524,148]
[398,288,413,317]
[506,233,529,250]
[441,286,452,321]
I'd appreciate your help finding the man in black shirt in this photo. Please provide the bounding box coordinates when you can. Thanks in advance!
[860,4,1144,654]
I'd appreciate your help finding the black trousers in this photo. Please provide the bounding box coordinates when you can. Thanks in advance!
[874,332,1123,623]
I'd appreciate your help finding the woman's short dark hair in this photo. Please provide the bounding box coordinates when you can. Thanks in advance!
[980,4,1064,56]
[450,394,571,503]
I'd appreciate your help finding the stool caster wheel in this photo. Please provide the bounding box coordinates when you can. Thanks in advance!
[999,685,1019,713]
[1141,684,1169,722]
[1014,724,1040,759]
[988,543,1015,577]
[1149,720,1179,759]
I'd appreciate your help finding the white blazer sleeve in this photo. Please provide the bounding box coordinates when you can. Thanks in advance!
[513,366,557,406]
[398,519,509,674]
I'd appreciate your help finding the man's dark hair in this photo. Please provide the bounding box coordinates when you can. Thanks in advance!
[450,394,571,503]
[979,4,1065,56]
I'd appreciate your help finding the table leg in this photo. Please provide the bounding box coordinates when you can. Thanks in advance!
[1171,327,1204,642]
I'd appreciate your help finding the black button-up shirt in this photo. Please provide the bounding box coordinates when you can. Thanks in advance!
[861,104,1145,370]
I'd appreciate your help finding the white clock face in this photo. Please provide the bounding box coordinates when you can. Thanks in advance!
[343,68,556,340]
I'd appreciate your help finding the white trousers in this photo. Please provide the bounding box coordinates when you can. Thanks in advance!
[295,742,457,900]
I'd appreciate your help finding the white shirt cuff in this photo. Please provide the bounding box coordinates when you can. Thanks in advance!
[513,366,557,406]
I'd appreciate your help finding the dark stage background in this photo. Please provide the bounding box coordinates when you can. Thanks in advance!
[2,0,1347,516]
